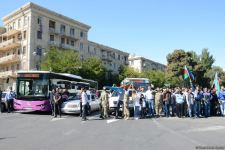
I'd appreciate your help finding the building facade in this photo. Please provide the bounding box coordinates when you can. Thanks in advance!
[0,2,129,90]
[128,55,166,73]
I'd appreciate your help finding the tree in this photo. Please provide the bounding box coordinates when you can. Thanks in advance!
[41,47,81,73]
[118,65,142,82]
[194,48,215,87]
[205,66,225,86]
[142,70,166,87]
[79,57,106,88]
[166,49,198,86]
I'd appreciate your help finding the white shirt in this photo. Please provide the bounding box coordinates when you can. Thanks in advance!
[81,92,88,105]
[145,90,154,100]
[133,95,140,107]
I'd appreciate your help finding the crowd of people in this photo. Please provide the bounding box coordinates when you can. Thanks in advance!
[1,84,225,122]
[98,85,225,120]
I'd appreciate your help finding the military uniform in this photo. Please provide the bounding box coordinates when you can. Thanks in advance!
[155,91,163,116]
[100,90,109,119]
[123,91,130,119]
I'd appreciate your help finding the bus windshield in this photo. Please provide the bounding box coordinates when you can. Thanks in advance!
[17,77,49,100]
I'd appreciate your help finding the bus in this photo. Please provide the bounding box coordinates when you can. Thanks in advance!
[120,78,150,91]
[14,71,98,111]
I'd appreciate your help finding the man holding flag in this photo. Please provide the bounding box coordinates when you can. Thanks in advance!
[213,72,225,117]
[184,65,195,90]
[218,86,225,117]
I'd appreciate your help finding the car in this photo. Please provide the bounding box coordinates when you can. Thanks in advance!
[108,88,135,114]
[61,91,100,114]
[1,92,7,112]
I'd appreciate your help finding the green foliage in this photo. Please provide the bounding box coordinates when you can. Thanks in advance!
[41,47,81,73]
[79,57,106,87]
[118,65,142,81]
[41,47,107,88]
[142,70,166,87]
[167,48,216,88]
[205,66,225,86]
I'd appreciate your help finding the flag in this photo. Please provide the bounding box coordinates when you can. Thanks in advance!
[213,72,220,95]
[184,65,195,81]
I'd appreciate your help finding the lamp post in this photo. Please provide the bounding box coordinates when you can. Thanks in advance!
[33,47,46,70]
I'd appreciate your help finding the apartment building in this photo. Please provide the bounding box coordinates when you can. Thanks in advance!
[129,55,166,73]
[0,2,129,90]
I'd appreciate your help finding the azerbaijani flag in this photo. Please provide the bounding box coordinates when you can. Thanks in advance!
[184,65,195,81]
[213,72,220,95]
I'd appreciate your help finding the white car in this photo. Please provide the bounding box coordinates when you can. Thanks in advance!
[61,91,100,114]
[109,89,134,112]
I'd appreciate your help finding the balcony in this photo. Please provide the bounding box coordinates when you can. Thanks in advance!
[101,55,113,62]
[0,29,21,37]
[0,39,20,51]
[59,43,75,50]
[0,70,17,78]
[0,55,20,65]
[48,41,58,46]
[49,28,59,34]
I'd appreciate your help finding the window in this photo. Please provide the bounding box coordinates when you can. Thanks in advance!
[13,22,15,29]
[80,42,83,50]
[67,39,70,44]
[124,56,127,61]
[18,33,22,40]
[49,20,55,28]
[131,61,134,65]
[118,54,120,60]
[18,19,21,28]
[61,37,65,44]
[24,16,28,26]
[23,31,26,40]
[70,28,74,36]
[60,24,65,33]
[37,17,42,24]
[71,40,74,46]
[17,64,20,70]
[22,46,26,55]
[50,35,54,41]
[80,31,83,38]
[88,46,90,53]
[18,48,21,55]
[94,48,96,54]
[37,31,42,39]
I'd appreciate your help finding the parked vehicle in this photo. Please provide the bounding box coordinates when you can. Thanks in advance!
[1,92,7,112]
[108,87,135,114]
[61,91,100,114]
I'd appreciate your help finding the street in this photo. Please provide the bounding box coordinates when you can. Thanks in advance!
[0,112,225,150]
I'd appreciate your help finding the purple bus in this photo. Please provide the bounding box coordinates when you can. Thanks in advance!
[14,71,97,112]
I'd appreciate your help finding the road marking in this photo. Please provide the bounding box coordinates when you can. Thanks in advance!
[106,119,119,124]
[51,117,66,122]
[152,118,203,146]
[183,126,225,133]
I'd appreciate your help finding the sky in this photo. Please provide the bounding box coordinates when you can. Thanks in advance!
[1,0,225,69]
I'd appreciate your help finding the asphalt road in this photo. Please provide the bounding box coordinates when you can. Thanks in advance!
[0,112,225,150]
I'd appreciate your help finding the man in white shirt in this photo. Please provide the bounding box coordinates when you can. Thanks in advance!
[81,88,88,121]
[5,87,16,113]
[145,86,155,117]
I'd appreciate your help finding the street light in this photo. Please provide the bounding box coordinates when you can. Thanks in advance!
[33,47,47,70]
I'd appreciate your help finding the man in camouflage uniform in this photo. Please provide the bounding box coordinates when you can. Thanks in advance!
[100,87,109,119]
[155,88,163,117]
[123,88,130,120]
